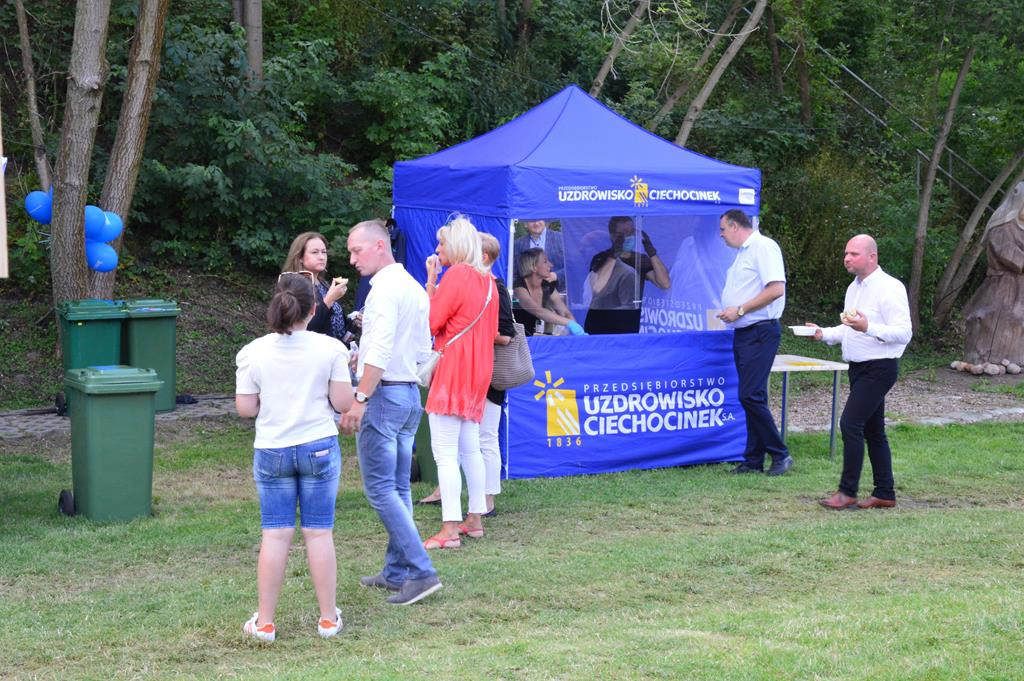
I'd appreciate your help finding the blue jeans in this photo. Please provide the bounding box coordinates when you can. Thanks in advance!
[253,434,341,529]
[356,383,436,584]
[733,320,789,468]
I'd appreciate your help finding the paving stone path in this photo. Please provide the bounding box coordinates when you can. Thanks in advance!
[0,395,237,440]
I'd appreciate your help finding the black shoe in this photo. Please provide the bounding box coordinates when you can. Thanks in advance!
[387,575,442,605]
[766,455,793,476]
[482,508,497,518]
[731,463,763,474]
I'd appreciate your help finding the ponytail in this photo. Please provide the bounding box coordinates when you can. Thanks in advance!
[267,274,315,334]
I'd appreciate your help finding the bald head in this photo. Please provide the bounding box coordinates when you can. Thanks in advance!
[844,234,879,280]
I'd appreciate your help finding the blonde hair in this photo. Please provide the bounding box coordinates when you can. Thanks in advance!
[479,233,500,271]
[282,231,328,282]
[437,216,484,272]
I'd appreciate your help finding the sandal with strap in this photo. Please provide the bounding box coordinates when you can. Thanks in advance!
[457,523,484,539]
[423,532,461,550]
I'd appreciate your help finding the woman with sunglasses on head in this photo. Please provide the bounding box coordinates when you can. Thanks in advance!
[235,272,354,642]
[421,216,499,549]
[282,232,352,344]
[513,248,584,337]
[418,234,514,516]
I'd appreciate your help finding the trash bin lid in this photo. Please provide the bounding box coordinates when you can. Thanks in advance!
[58,299,128,320]
[64,366,164,394]
[123,298,181,318]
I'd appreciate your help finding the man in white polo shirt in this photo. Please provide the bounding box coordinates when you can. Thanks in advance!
[340,219,441,605]
[717,209,792,476]
[810,234,912,510]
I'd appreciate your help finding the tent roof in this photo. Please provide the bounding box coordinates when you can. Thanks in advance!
[393,84,760,217]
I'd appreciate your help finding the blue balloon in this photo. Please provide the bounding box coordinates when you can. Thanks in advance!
[99,211,124,242]
[84,205,106,240]
[24,190,52,224]
[85,239,119,272]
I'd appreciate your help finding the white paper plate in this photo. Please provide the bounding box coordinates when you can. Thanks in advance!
[789,325,816,337]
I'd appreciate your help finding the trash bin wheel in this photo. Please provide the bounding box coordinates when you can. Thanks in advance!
[55,392,67,417]
[58,489,76,516]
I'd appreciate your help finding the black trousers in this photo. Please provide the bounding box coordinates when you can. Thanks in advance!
[733,320,788,468]
[838,358,899,500]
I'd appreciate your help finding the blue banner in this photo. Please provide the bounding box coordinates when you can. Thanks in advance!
[505,332,745,478]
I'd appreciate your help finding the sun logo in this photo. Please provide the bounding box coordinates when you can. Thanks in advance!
[533,370,580,436]
[630,175,649,207]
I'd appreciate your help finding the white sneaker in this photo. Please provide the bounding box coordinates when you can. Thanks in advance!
[317,607,343,638]
[243,612,275,642]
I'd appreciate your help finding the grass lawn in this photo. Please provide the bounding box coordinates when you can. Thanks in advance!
[2,420,1023,680]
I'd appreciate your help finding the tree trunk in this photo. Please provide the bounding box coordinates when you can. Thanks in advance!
[232,0,244,25]
[15,0,53,190]
[907,40,981,330]
[243,0,263,86]
[765,3,784,94]
[675,0,767,147]
[1,106,8,278]
[50,0,112,310]
[90,0,171,298]
[518,0,534,45]
[495,0,511,49]
[646,0,741,131]
[794,0,811,124]
[932,149,1024,326]
[590,0,650,98]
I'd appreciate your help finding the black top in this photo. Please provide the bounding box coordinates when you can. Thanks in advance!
[511,278,556,337]
[487,277,516,405]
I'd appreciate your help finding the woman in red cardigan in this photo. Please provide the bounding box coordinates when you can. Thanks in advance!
[422,216,499,549]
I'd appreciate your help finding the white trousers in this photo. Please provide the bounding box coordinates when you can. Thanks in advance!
[479,398,503,496]
[428,413,487,522]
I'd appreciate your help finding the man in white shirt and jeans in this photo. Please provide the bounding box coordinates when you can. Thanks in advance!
[717,209,793,476]
[340,219,442,604]
[809,234,912,510]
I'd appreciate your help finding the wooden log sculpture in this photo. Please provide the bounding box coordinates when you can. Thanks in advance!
[964,181,1024,365]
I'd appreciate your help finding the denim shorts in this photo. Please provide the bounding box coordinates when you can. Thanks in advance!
[253,434,341,529]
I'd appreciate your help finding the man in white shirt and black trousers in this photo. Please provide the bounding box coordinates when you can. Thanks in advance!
[340,219,442,604]
[717,209,794,476]
[809,234,913,510]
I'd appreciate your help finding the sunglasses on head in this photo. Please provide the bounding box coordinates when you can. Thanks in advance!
[279,270,316,286]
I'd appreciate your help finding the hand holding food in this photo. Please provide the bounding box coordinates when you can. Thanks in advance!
[840,308,868,332]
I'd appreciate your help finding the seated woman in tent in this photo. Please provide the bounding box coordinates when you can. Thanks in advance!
[513,248,584,336]
[584,216,671,334]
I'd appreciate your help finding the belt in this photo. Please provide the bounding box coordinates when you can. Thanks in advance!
[380,380,416,386]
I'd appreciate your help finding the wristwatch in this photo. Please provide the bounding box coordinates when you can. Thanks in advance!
[354,391,369,404]
[737,306,745,318]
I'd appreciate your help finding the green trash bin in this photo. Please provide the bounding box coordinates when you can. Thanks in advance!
[122,299,180,413]
[413,386,438,485]
[63,366,163,522]
[57,299,127,415]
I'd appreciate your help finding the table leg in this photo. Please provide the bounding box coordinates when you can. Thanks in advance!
[780,372,789,444]
[829,371,840,460]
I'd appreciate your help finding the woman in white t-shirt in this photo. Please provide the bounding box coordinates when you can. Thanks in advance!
[235,272,353,642]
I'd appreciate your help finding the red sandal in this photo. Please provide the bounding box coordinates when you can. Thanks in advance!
[423,532,461,550]
[457,524,484,538]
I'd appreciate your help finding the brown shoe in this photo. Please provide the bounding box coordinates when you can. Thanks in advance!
[819,491,857,510]
[856,496,896,509]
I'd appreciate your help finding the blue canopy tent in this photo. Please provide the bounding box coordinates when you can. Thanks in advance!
[393,84,762,478]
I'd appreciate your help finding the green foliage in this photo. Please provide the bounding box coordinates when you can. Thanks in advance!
[132,22,357,269]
